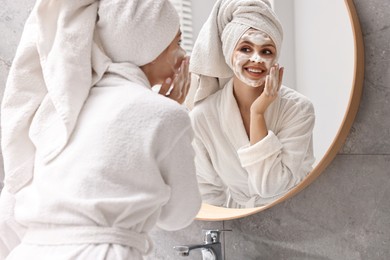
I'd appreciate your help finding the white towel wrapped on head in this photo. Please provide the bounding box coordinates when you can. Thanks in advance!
[189,0,283,105]
[97,0,180,66]
[1,0,180,194]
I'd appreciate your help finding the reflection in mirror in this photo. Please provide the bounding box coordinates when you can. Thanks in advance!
[186,0,356,210]
[188,0,315,209]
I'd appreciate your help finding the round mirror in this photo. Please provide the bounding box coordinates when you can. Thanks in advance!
[189,0,364,220]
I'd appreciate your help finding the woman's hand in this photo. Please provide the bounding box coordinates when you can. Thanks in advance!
[159,56,191,104]
[251,64,284,115]
[249,64,284,145]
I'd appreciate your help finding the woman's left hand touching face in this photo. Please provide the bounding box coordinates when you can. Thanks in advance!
[159,56,191,104]
[251,64,284,115]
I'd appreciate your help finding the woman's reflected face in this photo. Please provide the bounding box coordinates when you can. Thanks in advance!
[232,28,277,88]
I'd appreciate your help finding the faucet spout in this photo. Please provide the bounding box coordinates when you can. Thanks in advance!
[173,229,231,259]
[173,244,209,256]
[173,243,222,259]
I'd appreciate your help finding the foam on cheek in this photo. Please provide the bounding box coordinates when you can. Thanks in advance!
[233,52,264,87]
[233,52,254,86]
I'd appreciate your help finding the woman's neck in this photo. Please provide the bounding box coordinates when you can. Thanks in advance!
[232,77,265,137]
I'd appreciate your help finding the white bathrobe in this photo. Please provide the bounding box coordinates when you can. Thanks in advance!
[3,68,201,260]
[190,80,315,208]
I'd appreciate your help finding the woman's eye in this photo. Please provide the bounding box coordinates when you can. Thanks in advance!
[240,47,251,52]
[262,49,273,55]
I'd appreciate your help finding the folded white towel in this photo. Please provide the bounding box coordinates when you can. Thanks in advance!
[189,0,283,105]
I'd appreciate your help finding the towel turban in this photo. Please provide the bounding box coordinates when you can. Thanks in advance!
[97,0,180,66]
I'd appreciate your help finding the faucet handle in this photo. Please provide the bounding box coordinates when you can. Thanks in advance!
[202,229,232,244]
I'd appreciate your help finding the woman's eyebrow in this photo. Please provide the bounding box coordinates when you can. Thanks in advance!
[238,40,253,45]
[262,44,276,48]
[238,41,275,48]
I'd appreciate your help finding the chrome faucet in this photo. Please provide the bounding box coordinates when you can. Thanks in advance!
[173,229,231,260]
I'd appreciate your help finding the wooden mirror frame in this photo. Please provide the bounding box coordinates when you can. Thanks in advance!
[195,0,364,221]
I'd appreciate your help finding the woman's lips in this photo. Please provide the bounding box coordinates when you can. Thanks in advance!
[244,66,267,79]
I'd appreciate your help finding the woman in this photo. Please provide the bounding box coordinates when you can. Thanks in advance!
[189,0,315,208]
[0,0,201,259]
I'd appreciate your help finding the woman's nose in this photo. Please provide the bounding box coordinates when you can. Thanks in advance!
[249,53,262,63]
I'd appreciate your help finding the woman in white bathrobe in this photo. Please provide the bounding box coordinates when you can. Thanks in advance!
[189,0,315,208]
[0,0,201,259]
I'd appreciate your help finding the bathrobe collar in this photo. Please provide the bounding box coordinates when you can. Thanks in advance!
[219,79,282,151]
[219,79,249,151]
[103,62,152,89]
[96,63,152,90]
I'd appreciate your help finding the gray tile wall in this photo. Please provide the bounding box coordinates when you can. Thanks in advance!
[1,0,389,259]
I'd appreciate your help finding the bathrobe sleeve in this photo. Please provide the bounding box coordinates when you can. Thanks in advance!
[237,100,315,201]
[0,189,26,259]
[156,110,202,231]
[192,137,228,207]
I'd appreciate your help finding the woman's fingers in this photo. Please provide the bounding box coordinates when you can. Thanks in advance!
[273,64,279,96]
[264,75,270,96]
[267,64,284,96]
[266,67,275,96]
[171,73,182,98]
[159,57,191,104]
[277,66,284,92]
[159,77,173,96]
